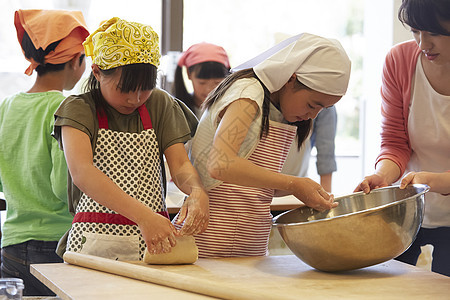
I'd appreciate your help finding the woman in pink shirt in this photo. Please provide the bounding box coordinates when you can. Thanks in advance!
[355,0,450,276]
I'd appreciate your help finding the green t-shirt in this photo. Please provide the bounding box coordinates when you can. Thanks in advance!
[53,88,196,215]
[0,91,72,248]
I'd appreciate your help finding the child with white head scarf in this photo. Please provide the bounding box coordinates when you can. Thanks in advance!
[235,33,350,95]
[178,33,351,258]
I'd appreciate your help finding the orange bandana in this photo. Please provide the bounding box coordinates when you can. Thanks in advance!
[14,9,89,75]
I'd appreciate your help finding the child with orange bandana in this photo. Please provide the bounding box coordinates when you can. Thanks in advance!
[0,9,89,296]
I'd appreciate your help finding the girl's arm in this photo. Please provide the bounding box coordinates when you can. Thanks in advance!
[164,143,209,235]
[207,99,336,211]
[320,173,332,193]
[61,125,177,254]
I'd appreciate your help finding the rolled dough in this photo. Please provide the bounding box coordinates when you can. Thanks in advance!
[143,235,198,265]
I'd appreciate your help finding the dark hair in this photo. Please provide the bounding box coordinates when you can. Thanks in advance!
[398,0,450,36]
[203,69,312,149]
[84,63,158,109]
[20,32,85,76]
[174,61,230,112]
[21,32,65,75]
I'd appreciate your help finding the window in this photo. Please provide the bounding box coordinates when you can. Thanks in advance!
[183,0,365,194]
[0,0,161,98]
[0,0,412,197]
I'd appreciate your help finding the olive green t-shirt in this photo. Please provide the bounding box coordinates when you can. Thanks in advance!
[53,88,197,215]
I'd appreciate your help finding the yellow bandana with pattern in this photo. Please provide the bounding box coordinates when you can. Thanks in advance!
[83,17,160,70]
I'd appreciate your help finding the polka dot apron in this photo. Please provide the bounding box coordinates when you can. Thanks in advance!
[66,105,169,261]
[192,120,297,257]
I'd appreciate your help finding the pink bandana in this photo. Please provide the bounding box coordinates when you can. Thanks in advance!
[178,42,230,68]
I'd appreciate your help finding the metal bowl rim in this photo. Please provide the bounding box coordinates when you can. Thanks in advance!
[273,184,429,227]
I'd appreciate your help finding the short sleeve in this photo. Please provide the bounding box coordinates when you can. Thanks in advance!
[147,89,194,153]
[53,95,96,149]
[210,78,265,125]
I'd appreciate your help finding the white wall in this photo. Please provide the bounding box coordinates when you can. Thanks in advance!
[361,0,411,177]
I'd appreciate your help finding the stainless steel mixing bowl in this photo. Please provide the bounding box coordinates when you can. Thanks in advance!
[273,184,429,272]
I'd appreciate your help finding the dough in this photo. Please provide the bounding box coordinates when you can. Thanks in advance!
[143,235,198,265]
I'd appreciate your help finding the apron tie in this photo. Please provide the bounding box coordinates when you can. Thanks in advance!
[73,211,169,225]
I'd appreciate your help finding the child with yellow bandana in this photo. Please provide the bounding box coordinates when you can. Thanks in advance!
[53,18,209,260]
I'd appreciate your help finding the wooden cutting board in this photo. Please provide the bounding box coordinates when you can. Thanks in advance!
[63,252,450,299]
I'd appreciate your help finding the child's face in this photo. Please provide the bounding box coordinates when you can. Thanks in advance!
[189,72,224,105]
[277,78,342,123]
[93,65,153,114]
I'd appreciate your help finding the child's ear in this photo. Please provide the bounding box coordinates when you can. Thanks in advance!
[288,73,297,82]
[69,53,83,69]
[91,64,101,81]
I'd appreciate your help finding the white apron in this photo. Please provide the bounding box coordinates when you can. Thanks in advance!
[408,58,450,228]
[66,105,169,261]
[194,120,297,257]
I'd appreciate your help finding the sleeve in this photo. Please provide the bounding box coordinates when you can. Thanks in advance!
[49,119,68,202]
[376,45,412,175]
[45,97,69,202]
[312,106,337,175]
[0,108,4,193]
[53,95,96,150]
[149,90,194,153]
[173,97,198,137]
[210,79,264,125]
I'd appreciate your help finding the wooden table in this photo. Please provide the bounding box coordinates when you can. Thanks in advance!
[166,182,302,215]
[31,255,450,300]
[32,262,213,299]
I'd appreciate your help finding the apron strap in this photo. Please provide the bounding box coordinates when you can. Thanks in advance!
[72,211,169,225]
[96,108,109,129]
[96,105,153,130]
[138,104,153,130]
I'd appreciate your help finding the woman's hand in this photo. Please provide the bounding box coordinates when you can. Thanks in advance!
[289,177,337,211]
[175,187,209,235]
[355,159,400,194]
[354,174,389,194]
[400,171,426,189]
[400,171,450,195]
[138,210,178,254]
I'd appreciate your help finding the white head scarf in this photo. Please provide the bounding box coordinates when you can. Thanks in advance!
[233,33,351,96]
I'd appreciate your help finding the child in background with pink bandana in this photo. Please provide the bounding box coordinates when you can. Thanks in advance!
[174,42,230,118]
[52,18,209,261]
[0,9,89,296]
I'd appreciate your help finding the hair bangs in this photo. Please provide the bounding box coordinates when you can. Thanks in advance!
[118,63,157,93]
[399,0,450,36]
[189,61,230,79]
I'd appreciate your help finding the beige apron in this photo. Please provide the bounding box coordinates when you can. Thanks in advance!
[66,105,168,261]
[194,120,296,257]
